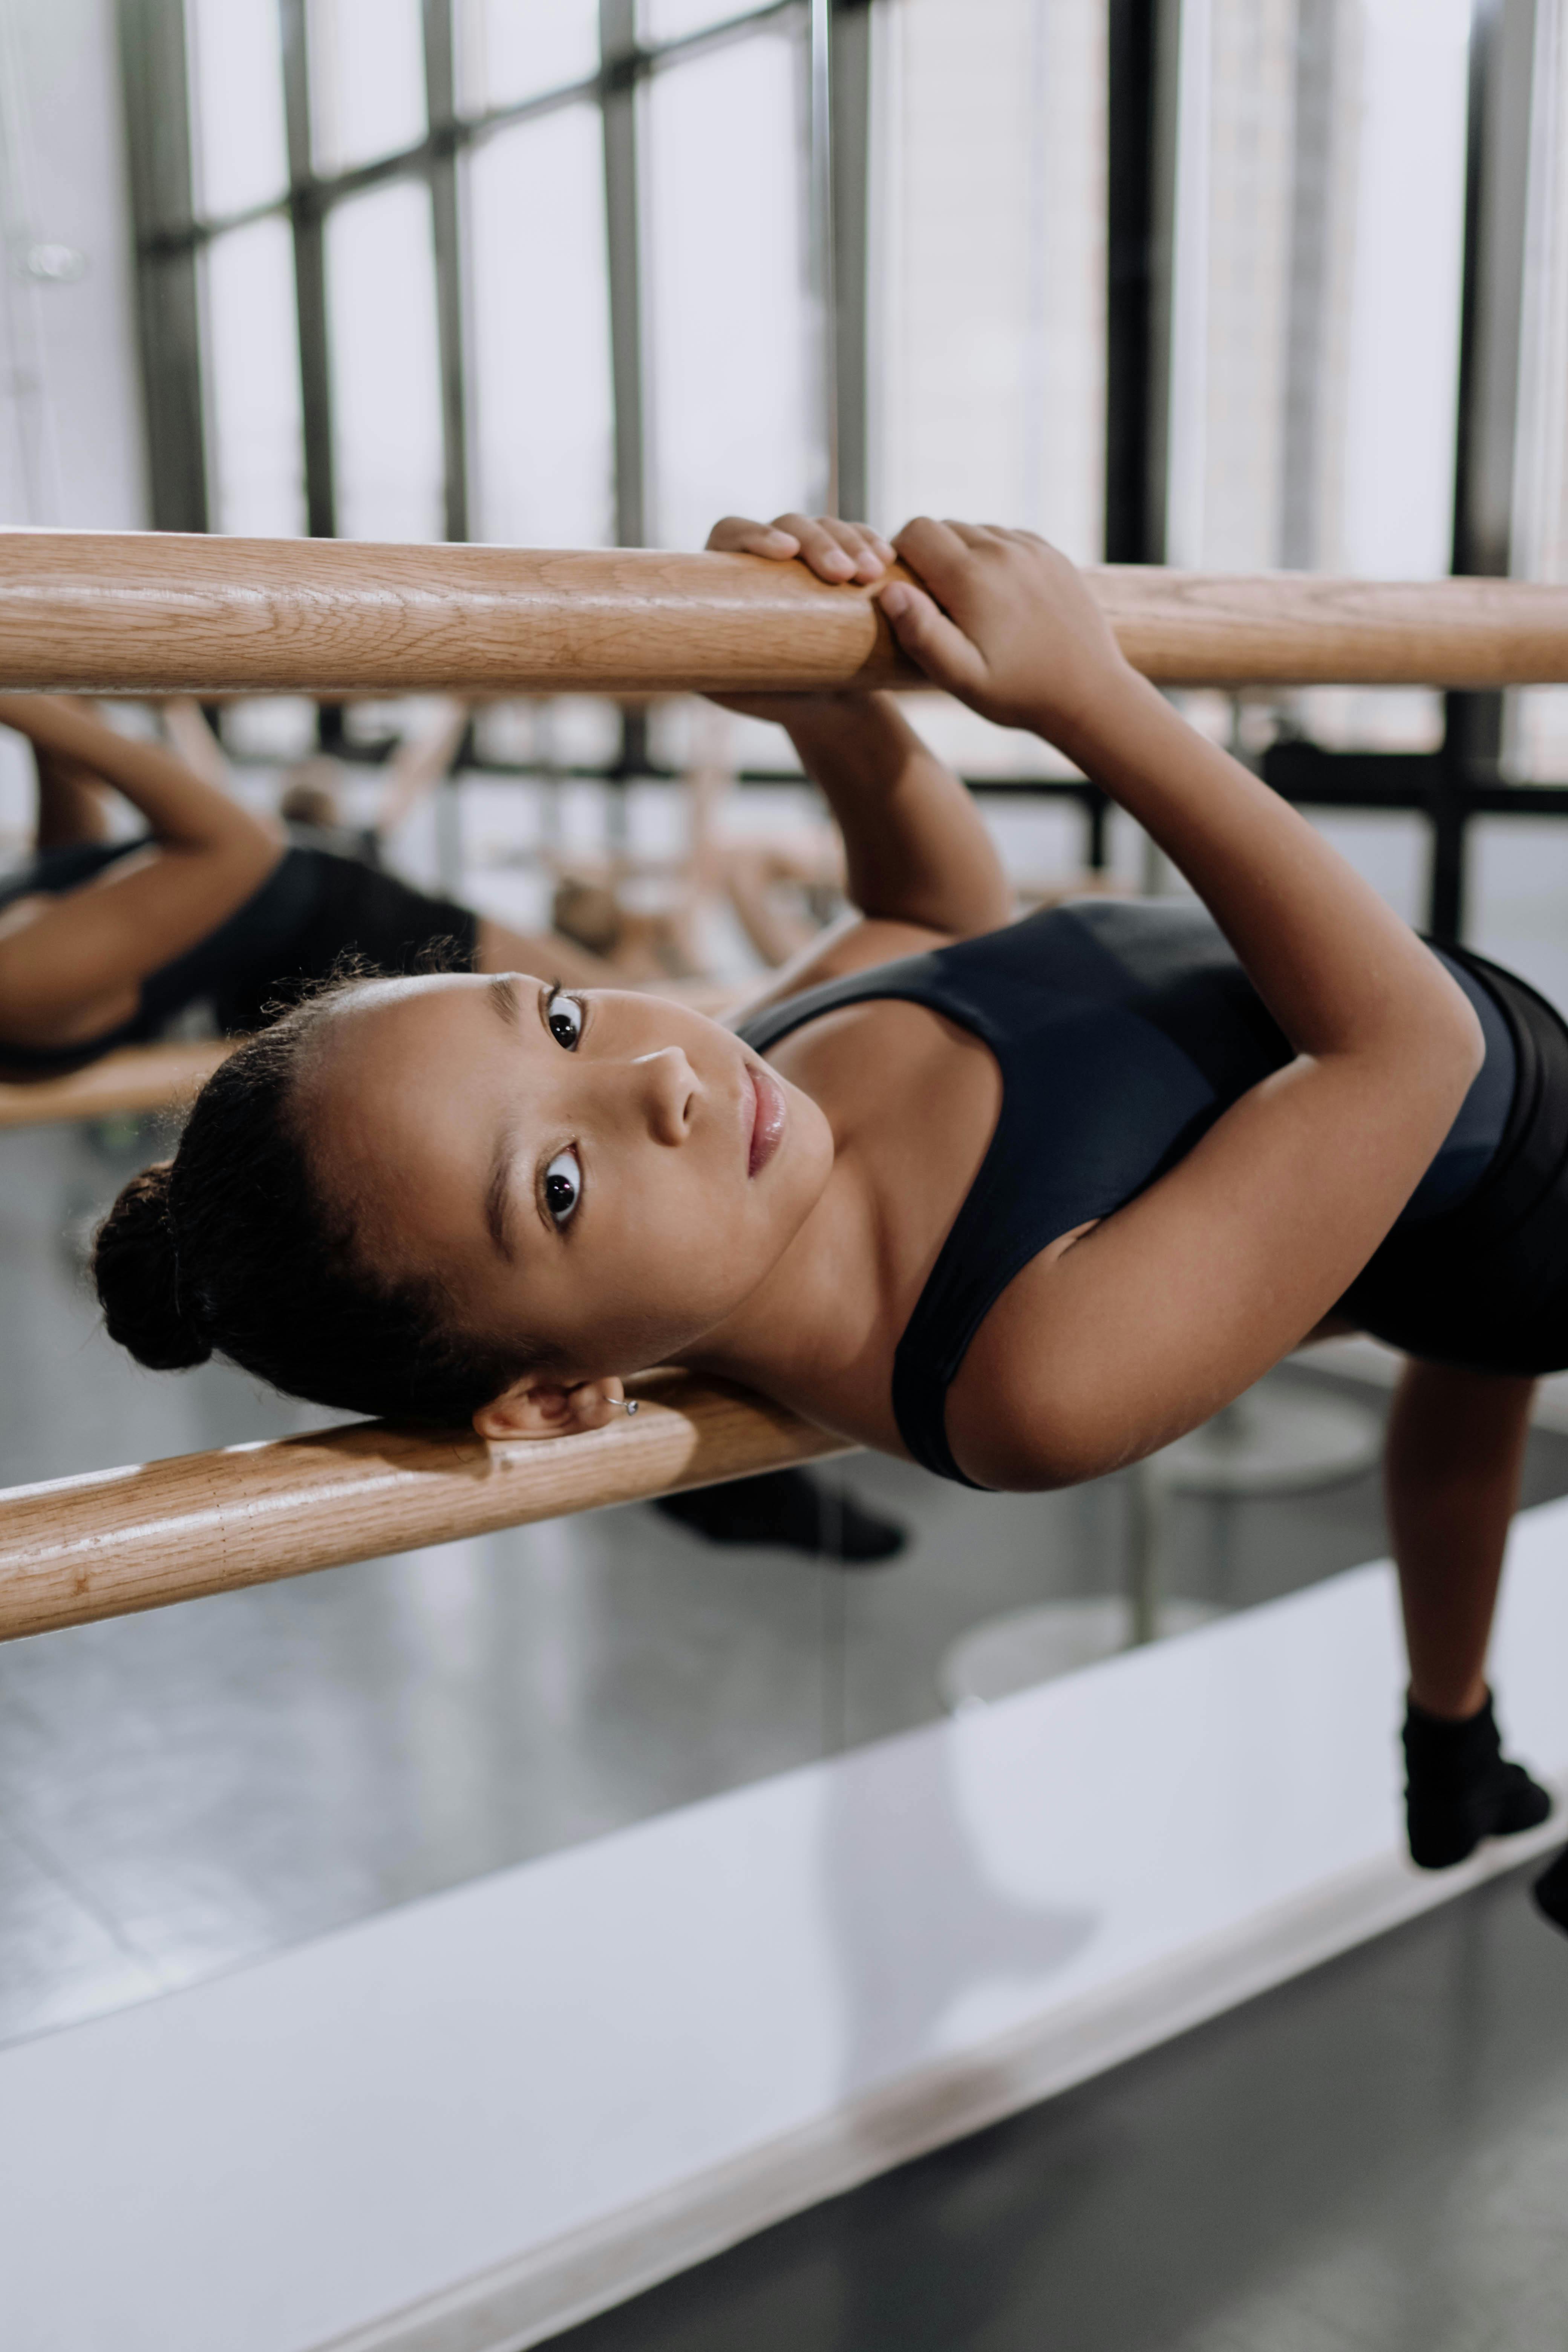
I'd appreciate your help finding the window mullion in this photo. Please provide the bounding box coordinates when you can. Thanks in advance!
[829,0,871,522]
[600,0,647,550]
[423,0,470,541]
[118,0,209,531]
[281,0,338,542]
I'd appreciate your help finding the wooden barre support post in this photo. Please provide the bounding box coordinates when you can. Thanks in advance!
[4,532,1568,692]
[0,1370,853,1643]
[0,1038,234,1130]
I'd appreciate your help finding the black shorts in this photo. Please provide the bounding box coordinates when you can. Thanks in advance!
[1340,948,1568,1376]
[207,848,480,1034]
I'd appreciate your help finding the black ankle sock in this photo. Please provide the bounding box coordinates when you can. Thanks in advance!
[1403,1690,1553,1871]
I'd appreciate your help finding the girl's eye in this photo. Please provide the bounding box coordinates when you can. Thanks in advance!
[543,1147,581,1227]
[547,990,583,1050]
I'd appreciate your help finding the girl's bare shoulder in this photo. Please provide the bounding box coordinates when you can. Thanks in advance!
[720,914,955,1032]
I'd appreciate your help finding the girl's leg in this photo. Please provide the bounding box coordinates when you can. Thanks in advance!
[1386,1358,1533,1716]
[1384,1357,1552,1866]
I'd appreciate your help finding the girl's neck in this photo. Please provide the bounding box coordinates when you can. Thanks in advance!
[674,1148,890,1419]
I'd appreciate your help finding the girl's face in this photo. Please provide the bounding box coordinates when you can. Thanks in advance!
[301,973,835,1389]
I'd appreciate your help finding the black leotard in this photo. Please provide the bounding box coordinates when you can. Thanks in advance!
[0,839,479,1072]
[738,900,1564,1486]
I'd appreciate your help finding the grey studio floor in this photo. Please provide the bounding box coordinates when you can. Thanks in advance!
[6,1107,1568,2349]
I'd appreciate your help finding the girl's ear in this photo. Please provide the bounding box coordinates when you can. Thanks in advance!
[473,1374,627,1443]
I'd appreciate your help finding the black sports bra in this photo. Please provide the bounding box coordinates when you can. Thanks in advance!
[738,900,1516,1486]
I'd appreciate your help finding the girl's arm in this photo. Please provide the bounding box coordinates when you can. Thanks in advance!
[376,699,470,839]
[4,696,278,856]
[159,695,234,789]
[878,523,1484,1487]
[0,696,282,1046]
[766,690,1012,937]
[879,524,1476,1076]
[703,517,1013,1003]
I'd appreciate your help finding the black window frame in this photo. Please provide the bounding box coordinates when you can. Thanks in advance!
[118,0,1561,936]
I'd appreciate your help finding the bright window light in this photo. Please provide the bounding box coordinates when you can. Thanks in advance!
[1164,0,1470,580]
[325,179,445,540]
[1338,0,1471,580]
[185,0,289,219]
[309,0,427,176]
[870,0,1107,557]
[641,0,776,43]
[1509,0,1568,778]
[466,106,616,545]
[455,0,600,111]
[644,30,821,548]
[202,217,307,535]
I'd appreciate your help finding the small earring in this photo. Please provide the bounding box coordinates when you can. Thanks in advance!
[624,1398,640,1416]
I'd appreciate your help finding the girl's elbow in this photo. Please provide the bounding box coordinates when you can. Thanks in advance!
[1439,983,1487,1093]
[1404,965,1486,1105]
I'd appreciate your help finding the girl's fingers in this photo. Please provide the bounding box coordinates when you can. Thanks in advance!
[892,515,977,597]
[815,517,889,580]
[771,513,856,580]
[712,510,894,580]
[707,514,800,557]
[771,513,891,582]
[876,578,986,697]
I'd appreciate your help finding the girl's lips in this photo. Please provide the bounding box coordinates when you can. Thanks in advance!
[748,1063,787,1177]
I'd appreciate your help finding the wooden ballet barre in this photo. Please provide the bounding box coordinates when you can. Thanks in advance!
[0,1370,853,1643]
[4,531,1568,693]
[0,1038,233,1129]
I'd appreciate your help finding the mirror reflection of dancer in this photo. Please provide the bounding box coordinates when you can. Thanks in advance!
[95,516,1568,1922]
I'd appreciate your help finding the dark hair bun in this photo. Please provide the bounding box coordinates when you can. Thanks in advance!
[93,1162,213,1372]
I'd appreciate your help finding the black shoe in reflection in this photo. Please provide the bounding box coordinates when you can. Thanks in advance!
[653,1467,907,1565]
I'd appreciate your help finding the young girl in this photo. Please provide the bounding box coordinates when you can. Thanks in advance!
[94,514,1567,1916]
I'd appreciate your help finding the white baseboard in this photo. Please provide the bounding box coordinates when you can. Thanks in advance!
[320,1815,1564,2352]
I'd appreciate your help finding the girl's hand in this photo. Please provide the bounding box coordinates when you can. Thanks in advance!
[878,519,1133,744]
[706,510,896,584]
[704,513,896,721]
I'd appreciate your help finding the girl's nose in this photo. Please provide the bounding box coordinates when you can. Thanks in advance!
[631,1047,698,1145]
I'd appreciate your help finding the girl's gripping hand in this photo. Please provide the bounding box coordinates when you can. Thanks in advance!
[879,519,1132,745]
[704,513,897,721]
[707,510,896,583]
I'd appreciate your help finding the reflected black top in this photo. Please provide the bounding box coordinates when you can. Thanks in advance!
[0,840,328,1070]
[0,839,478,1072]
[738,900,1516,1486]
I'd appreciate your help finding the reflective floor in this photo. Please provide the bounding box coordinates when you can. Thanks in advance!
[5,1111,1568,2058]
[555,1860,1568,2352]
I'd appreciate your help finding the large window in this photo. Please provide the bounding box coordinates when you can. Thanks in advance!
[127,0,834,555]
[122,0,1568,949]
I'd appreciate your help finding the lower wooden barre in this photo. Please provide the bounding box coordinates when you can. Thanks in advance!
[4,532,1568,691]
[0,1369,854,1642]
[0,1038,234,1130]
